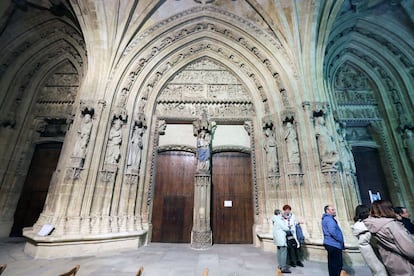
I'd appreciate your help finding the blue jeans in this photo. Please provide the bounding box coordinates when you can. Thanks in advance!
[277,246,288,270]
[324,244,343,276]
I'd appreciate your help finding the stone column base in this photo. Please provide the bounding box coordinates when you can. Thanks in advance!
[190,230,212,249]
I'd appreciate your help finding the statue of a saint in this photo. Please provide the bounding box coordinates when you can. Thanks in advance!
[127,126,144,169]
[338,129,356,174]
[73,114,93,159]
[314,117,339,169]
[284,122,300,163]
[196,130,211,172]
[105,119,123,164]
[264,128,278,174]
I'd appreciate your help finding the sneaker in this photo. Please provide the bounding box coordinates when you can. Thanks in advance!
[297,261,304,267]
[289,263,296,267]
[281,269,292,273]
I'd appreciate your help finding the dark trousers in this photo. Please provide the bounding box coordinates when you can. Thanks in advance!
[324,244,342,276]
[287,246,301,265]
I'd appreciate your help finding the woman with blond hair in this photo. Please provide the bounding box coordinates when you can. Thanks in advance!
[364,200,414,275]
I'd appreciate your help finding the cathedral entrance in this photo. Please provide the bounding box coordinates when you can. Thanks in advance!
[152,150,253,244]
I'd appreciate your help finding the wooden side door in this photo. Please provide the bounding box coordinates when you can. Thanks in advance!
[152,151,196,243]
[212,152,253,244]
[10,142,62,237]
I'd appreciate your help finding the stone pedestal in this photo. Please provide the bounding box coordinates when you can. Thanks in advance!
[190,174,212,249]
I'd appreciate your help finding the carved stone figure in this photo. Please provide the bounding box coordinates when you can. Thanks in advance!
[314,117,339,169]
[105,119,123,164]
[403,129,414,167]
[127,126,144,169]
[337,127,356,174]
[73,114,93,159]
[196,130,211,172]
[264,128,278,174]
[284,122,300,163]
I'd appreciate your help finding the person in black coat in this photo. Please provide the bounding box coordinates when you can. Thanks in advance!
[394,206,414,234]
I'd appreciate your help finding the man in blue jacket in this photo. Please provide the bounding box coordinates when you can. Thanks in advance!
[322,205,345,276]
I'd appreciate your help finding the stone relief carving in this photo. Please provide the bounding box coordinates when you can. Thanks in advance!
[263,125,278,175]
[125,6,282,56]
[284,122,300,164]
[156,102,254,118]
[119,16,288,106]
[104,118,123,164]
[158,120,167,135]
[336,123,356,174]
[126,125,144,173]
[155,58,255,119]
[338,106,380,120]
[116,88,129,109]
[72,113,93,160]
[243,121,252,136]
[335,91,376,105]
[327,27,412,74]
[335,65,368,90]
[314,116,339,170]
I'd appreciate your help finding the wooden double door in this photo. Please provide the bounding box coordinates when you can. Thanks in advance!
[152,151,253,244]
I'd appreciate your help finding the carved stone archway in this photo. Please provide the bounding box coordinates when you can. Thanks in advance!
[151,57,257,247]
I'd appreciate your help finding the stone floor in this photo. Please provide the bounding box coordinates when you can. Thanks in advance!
[0,238,372,276]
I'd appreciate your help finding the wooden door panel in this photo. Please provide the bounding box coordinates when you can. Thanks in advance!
[161,196,186,242]
[212,152,253,244]
[152,151,196,243]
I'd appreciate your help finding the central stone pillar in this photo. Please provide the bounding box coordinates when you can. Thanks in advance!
[191,112,215,249]
[191,173,212,248]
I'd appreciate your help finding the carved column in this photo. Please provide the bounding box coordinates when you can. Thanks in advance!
[65,106,95,234]
[262,117,279,231]
[91,116,124,234]
[191,112,215,249]
[119,114,146,232]
[191,174,212,248]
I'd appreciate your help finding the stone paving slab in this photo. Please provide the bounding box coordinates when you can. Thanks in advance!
[0,238,372,275]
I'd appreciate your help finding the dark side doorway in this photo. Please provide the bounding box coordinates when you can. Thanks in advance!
[10,142,62,237]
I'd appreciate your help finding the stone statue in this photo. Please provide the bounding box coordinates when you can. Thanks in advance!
[196,130,211,172]
[337,127,356,174]
[127,126,144,169]
[264,128,278,174]
[105,119,123,164]
[73,114,93,159]
[284,122,300,163]
[314,117,339,169]
[403,129,414,167]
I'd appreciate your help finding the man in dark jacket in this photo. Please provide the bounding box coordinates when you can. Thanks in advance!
[394,206,414,234]
[322,205,345,276]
